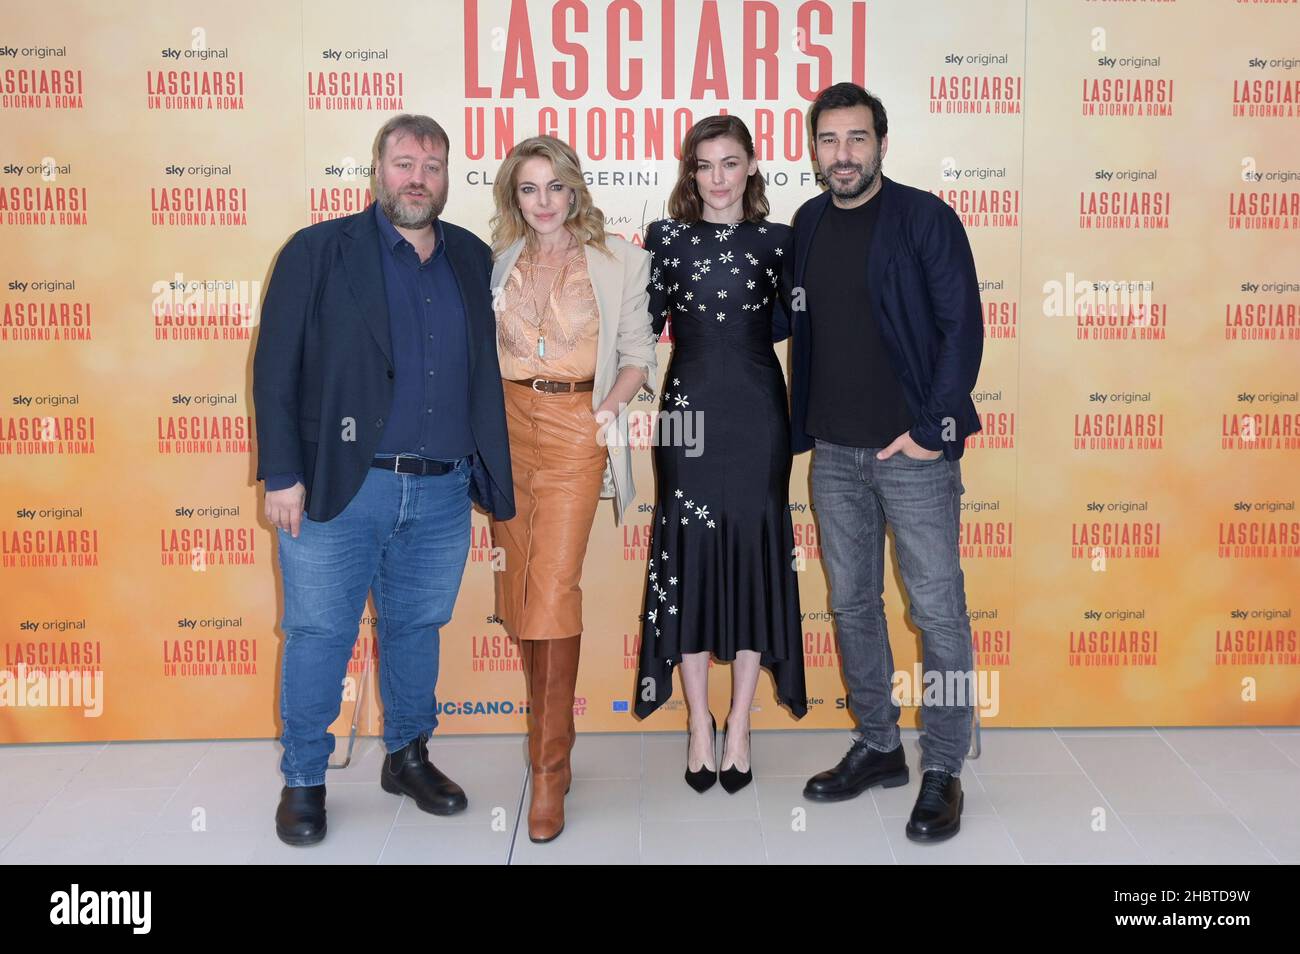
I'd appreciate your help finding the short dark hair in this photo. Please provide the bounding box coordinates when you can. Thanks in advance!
[808,83,888,141]
[373,113,450,162]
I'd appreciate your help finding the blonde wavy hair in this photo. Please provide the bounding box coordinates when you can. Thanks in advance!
[490,135,610,257]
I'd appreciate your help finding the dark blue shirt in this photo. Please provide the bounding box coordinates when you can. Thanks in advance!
[371,201,474,461]
[262,203,474,492]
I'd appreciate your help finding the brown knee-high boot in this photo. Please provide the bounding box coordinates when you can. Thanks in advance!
[523,634,581,843]
[518,639,537,768]
[518,639,563,787]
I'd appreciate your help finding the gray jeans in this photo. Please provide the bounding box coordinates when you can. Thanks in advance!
[811,438,974,775]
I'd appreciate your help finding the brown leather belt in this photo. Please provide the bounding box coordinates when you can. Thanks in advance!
[507,377,595,394]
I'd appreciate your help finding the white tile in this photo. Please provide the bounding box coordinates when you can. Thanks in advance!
[147,741,283,833]
[511,778,640,865]
[1257,831,1300,863]
[0,752,92,837]
[1259,732,1300,769]
[640,819,765,865]
[10,732,1289,865]
[69,740,211,790]
[0,786,173,864]
[756,776,894,864]
[379,824,513,864]
[0,798,51,851]
[979,773,1115,818]
[0,745,113,854]
[882,814,1023,864]
[1003,814,1146,864]
[1194,767,1300,838]
[0,745,107,806]
[1121,813,1275,865]
[1060,736,1223,814]
[969,729,1082,774]
[568,733,641,780]
[1157,728,1297,772]
[977,774,1146,863]
[1052,728,1156,737]
[125,830,264,865]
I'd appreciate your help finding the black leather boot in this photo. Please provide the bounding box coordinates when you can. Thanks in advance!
[803,738,909,802]
[275,784,326,846]
[906,771,964,842]
[380,733,468,816]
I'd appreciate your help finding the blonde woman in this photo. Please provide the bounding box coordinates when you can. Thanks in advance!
[489,135,656,843]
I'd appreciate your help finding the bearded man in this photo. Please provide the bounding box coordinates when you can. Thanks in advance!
[253,114,515,846]
[787,84,984,843]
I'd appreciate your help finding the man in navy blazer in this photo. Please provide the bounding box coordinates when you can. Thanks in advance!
[253,114,514,846]
[788,84,982,843]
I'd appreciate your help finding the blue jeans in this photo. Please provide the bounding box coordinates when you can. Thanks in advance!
[276,460,472,787]
[810,438,974,776]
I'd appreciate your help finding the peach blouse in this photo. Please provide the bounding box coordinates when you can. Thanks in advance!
[496,249,601,381]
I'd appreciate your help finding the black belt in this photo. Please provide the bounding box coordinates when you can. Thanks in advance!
[371,454,460,476]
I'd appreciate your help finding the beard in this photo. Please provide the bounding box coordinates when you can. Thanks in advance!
[825,150,882,201]
[375,176,446,229]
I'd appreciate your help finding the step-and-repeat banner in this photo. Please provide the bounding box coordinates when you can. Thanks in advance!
[2,1,1297,742]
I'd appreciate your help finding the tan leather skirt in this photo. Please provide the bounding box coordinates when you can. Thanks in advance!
[492,381,607,639]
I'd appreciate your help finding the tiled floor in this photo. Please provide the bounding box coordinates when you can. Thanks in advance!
[1,727,1295,864]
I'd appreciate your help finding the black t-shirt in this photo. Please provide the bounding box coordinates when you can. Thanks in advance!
[803,192,914,448]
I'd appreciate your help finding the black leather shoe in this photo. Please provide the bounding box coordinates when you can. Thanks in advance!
[275,784,326,846]
[906,770,964,843]
[803,738,909,802]
[380,734,468,815]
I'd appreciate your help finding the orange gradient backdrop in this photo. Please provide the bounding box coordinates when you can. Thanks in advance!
[2,0,1297,742]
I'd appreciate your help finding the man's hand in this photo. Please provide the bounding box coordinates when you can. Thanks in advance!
[876,431,944,462]
[265,482,306,538]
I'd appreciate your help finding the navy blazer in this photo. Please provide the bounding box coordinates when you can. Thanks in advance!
[253,208,516,522]
[783,175,984,458]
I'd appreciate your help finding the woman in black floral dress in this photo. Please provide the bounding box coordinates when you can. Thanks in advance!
[635,116,806,793]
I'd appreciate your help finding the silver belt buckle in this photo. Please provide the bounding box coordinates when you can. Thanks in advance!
[531,378,548,393]
[393,453,416,474]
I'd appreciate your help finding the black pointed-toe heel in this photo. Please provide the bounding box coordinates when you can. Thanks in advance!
[719,720,753,794]
[684,713,717,793]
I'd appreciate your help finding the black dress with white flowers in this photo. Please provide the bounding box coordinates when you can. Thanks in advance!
[634,218,807,720]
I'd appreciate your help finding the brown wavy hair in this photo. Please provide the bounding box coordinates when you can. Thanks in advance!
[489,135,610,257]
[668,115,769,223]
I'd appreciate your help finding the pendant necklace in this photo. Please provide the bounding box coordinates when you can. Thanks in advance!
[525,235,579,359]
